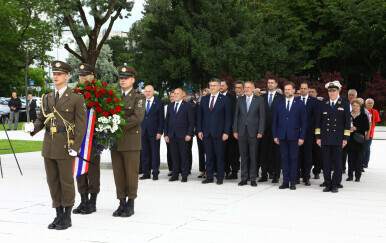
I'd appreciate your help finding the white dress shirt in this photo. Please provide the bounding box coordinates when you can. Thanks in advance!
[208,92,220,109]
[55,86,68,99]
[122,88,132,97]
[330,98,338,107]
[146,96,154,111]
[174,100,183,113]
[285,97,295,111]
[300,94,309,105]
[267,90,277,103]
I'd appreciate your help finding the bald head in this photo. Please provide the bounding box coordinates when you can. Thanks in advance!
[144,85,155,99]
[174,88,183,102]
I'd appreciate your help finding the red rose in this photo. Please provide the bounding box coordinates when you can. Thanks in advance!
[115,106,121,113]
[94,102,100,107]
[85,81,90,84]
[110,109,116,115]
[85,93,92,99]
[96,107,102,113]
[95,92,101,98]
[92,86,98,91]
[114,97,119,103]
[99,88,106,94]
[77,89,83,93]
[73,88,76,92]
[85,86,92,91]
[92,80,95,84]
[103,111,109,117]
[106,97,112,104]
[76,84,80,87]
[102,82,108,87]
[88,101,93,107]
[108,90,114,96]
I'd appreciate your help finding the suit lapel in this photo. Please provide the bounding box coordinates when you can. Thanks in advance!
[54,87,71,109]
[176,101,184,116]
[47,91,55,111]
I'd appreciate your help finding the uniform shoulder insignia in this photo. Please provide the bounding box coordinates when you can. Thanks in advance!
[138,99,144,107]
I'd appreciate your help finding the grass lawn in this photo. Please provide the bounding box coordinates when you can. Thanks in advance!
[0,140,42,155]
[0,122,26,131]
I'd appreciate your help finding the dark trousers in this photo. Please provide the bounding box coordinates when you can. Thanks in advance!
[141,135,161,176]
[76,155,101,194]
[312,138,322,175]
[224,136,240,174]
[238,134,258,182]
[170,137,189,177]
[166,142,173,171]
[44,158,75,208]
[261,129,281,179]
[203,136,225,180]
[322,145,343,187]
[348,148,364,179]
[111,150,140,199]
[298,131,313,181]
[342,146,348,171]
[187,139,193,173]
[364,137,373,166]
[196,135,206,172]
[279,139,299,184]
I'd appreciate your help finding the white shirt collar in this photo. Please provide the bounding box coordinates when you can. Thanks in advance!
[285,96,295,110]
[246,94,253,99]
[55,86,68,99]
[268,90,276,96]
[147,96,154,103]
[301,94,309,100]
[123,88,132,96]
[221,91,227,96]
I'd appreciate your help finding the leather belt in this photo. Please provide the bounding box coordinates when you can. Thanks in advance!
[46,126,67,132]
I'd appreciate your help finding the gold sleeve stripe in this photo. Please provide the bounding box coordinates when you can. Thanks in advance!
[315,128,321,135]
[344,130,350,136]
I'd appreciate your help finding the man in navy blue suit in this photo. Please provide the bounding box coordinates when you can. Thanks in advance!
[297,82,319,186]
[197,78,232,185]
[273,82,307,190]
[140,85,164,180]
[164,88,194,182]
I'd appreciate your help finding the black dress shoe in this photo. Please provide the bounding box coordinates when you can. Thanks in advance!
[355,178,360,182]
[331,187,339,193]
[139,174,151,180]
[269,174,274,179]
[169,176,179,182]
[113,199,126,217]
[181,177,187,182]
[304,180,311,186]
[48,207,63,229]
[216,179,223,185]
[363,165,368,168]
[346,177,353,181]
[338,184,344,188]
[73,194,88,214]
[290,184,296,190]
[323,186,331,192]
[314,174,320,179]
[319,182,328,187]
[198,173,205,178]
[225,173,238,180]
[361,168,365,172]
[202,178,214,184]
[251,181,257,187]
[167,172,172,176]
[258,177,268,182]
[272,178,279,183]
[152,175,159,180]
[81,193,97,215]
[279,183,289,189]
[55,206,72,230]
[238,180,247,186]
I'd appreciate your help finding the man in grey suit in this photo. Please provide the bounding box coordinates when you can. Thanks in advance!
[233,81,265,187]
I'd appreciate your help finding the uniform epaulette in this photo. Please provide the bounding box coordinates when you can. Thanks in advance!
[73,90,82,95]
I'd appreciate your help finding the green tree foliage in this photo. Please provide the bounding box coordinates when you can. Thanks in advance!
[105,36,132,67]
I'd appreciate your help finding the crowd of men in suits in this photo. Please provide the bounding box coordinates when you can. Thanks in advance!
[138,78,375,193]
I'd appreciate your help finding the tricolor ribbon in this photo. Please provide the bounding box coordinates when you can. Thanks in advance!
[73,108,96,178]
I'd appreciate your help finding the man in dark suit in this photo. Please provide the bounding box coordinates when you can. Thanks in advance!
[182,90,194,173]
[309,87,323,179]
[297,82,319,186]
[316,81,350,193]
[220,80,239,179]
[273,82,307,190]
[233,81,265,186]
[164,88,194,182]
[260,78,284,183]
[165,91,174,176]
[27,93,37,122]
[197,78,232,185]
[140,85,164,181]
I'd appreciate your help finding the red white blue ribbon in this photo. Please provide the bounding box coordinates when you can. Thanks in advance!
[73,108,96,178]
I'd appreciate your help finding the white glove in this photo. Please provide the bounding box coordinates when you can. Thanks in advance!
[68,149,77,157]
[25,123,34,133]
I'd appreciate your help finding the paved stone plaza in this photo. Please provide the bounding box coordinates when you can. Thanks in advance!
[0,128,385,242]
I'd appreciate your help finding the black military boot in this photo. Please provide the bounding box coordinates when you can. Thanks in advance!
[121,198,134,217]
[55,206,72,230]
[81,193,97,214]
[112,198,126,217]
[72,194,88,214]
[48,206,63,229]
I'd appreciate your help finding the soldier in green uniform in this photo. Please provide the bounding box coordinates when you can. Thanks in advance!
[24,61,87,230]
[72,63,101,215]
[111,64,145,217]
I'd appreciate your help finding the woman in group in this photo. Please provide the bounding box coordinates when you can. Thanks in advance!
[347,99,369,182]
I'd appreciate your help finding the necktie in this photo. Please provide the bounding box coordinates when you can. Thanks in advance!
[55,91,59,105]
[246,97,251,113]
[268,93,273,108]
[174,103,179,116]
[302,97,306,105]
[146,100,150,115]
[121,92,125,98]
[210,96,215,112]
[286,100,290,113]
[331,102,334,109]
